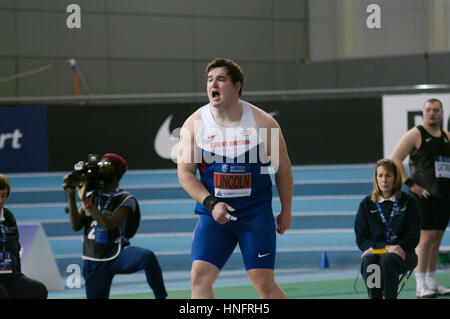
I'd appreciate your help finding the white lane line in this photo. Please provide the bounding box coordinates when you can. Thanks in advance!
[8,195,364,209]
[11,179,372,192]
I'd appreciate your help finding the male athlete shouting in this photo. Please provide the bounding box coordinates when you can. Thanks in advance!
[177,57,293,299]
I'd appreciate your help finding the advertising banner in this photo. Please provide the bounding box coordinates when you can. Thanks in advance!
[47,98,382,171]
[0,106,48,172]
[382,93,450,160]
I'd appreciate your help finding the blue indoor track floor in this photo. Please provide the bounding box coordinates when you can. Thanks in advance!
[4,164,450,299]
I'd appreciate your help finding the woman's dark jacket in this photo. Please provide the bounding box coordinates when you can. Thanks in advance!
[354,191,421,254]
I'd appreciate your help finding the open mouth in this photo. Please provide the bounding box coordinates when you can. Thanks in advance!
[211,90,220,99]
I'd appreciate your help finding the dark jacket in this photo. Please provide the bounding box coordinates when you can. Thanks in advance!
[0,208,21,274]
[354,191,421,254]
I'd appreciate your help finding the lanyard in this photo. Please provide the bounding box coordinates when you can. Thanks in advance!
[0,222,6,251]
[97,188,119,214]
[375,199,398,230]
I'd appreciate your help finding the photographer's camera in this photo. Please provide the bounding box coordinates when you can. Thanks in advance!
[63,154,104,191]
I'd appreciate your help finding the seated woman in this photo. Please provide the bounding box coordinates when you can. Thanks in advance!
[354,159,421,299]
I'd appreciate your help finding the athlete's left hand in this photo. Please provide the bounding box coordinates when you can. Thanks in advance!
[276,211,292,235]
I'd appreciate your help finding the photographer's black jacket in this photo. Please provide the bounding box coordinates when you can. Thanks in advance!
[354,191,421,253]
[0,208,21,274]
[82,189,139,261]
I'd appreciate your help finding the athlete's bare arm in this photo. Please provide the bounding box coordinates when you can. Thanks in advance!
[177,110,210,204]
[391,127,431,197]
[252,105,293,234]
[177,110,235,224]
[391,127,421,182]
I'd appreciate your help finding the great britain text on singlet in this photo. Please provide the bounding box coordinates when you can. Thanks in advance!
[176,121,280,173]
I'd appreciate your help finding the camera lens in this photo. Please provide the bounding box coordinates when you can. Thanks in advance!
[74,161,85,171]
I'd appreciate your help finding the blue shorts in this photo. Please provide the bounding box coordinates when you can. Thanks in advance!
[191,209,276,271]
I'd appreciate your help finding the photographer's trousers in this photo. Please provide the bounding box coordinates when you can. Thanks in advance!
[83,246,167,299]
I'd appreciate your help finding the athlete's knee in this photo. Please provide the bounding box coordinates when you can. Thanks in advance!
[247,269,277,296]
[191,261,218,289]
[418,235,431,246]
[254,280,275,297]
[191,270,213,289]
[431,230,445,242]
[420,230,443,244]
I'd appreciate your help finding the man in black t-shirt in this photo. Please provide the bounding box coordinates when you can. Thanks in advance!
[64,153,167,299]
[392,98,450,298]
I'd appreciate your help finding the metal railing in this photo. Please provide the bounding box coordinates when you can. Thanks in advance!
[1,84,449,105]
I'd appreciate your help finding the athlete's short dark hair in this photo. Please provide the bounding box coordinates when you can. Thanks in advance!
[205,57,245,96]
[425,98,443,109]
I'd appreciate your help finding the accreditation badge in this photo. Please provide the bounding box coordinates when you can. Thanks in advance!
[94,225,109,244]
[213,163,252,198]
[435,156,450,178]
[384,230,397,244]
[0,251,13,274]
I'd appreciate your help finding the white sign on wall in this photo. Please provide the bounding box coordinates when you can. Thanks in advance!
[382,93,450,161]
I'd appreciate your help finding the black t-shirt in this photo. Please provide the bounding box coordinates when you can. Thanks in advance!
[409,125,450,198]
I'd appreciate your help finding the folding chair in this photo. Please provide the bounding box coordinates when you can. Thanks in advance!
[353,255,414,298]
[397,268,414,297]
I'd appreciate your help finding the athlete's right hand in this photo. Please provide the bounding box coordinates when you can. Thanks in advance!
[409,183,430,198]
[212,202,236,224]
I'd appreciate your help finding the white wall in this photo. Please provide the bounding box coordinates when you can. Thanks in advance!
[308,0,449,61]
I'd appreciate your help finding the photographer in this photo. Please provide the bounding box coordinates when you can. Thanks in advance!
[0,174,48,299]
[63,153,167,299]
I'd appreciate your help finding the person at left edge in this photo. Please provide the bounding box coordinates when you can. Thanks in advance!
[0,173,48,299]
[63,153,167,299]
[354,159,421,299]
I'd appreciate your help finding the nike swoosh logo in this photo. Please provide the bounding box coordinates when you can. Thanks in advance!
[258,253,271,258]
[425,137,432,142]
[154,115,180,160]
